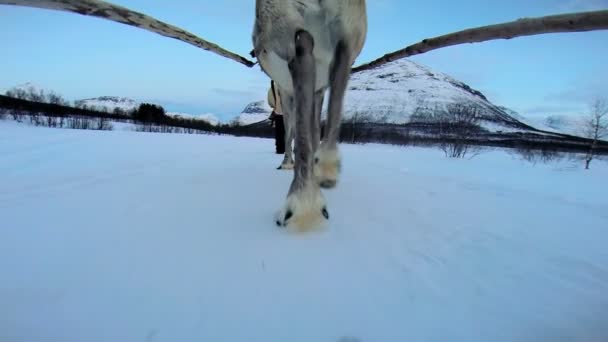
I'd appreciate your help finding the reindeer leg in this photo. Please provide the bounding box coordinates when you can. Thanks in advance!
[311,89,324,154]
[276,30,328,230]
[278,98,295,170]
[314,41,352,189]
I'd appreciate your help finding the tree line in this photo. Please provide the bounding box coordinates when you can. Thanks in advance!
[0,91,274,137]
[3,89,607,167]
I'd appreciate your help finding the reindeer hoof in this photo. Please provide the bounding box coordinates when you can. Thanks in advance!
[277,163,294,170]
[319,180,337,189]
[314,148,341,189]
[276,210,293,227]
[322,207,329,219]
[275,186,327,231]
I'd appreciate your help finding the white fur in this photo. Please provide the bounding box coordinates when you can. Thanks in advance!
[256,1,347,94]
[255,0,367,228]
[279,162,294,170]
[265,50,293,92]
[276,184,327,232]
[314,147,341,187]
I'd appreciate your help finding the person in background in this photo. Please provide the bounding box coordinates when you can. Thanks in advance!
[267,80,285,154]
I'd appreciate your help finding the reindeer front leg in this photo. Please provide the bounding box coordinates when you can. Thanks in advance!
[311,89,325,153]
[314,41,352,189]
[275,30,328,230]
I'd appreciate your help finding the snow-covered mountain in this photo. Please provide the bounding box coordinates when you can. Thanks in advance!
[233,100,272,125]
[496,104,588,137]
[3,82,48,95]
[497,106,528,122]
[522,114,588,136]
[74,96,139,112]
[343,59,524,126]
[4,83,220,125]
[75,96,140,112]
[2,82,64,103]
[543,114,587,135]
[167,112,220,126]
[5,84,140,113]
[236,59,525,130]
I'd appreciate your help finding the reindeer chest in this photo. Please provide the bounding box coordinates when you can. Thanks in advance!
[254,0,347,94]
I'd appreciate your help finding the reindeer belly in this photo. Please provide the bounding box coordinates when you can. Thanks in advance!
[257,2,343,94]
[262,48,332,95]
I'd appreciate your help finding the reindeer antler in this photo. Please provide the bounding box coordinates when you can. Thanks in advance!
[353,9,608,73]
[0,0,256,68]
[3,2,606,74]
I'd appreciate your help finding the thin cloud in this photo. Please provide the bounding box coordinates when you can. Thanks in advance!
[211,88,257,97]
[523,104,584,115]
[557,0,608,12]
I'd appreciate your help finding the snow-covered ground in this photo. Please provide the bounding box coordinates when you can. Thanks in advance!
[1,120,607,342]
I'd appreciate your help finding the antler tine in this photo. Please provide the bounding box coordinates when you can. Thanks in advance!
[352,9,608,73]
[0,0,256,68]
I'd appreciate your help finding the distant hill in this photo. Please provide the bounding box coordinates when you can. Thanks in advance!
[236,59,528,133]
[75,96,140,112]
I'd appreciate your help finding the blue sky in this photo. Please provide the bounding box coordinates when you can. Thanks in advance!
[1,0,607,120]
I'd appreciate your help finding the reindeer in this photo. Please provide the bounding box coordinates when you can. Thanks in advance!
[252,0,367,229]
[2,0,606,230]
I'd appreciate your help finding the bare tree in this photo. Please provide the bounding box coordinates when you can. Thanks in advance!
[6,88,28,100]
[113,107,126,116]
[95,116,113,130]
[46,91,69,106]
[342,111,374,144]
[409,99,434,123]
[583,98,608,169]
[434,103,482,158]
[24,87,45,103]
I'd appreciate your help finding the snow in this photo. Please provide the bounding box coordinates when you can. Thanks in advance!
[75,96,140,112]
[196,113,220,126]
[1,120,607,342]
[236,59,522,130]
[235,112,269,125]
[524,114,588,136]
[480,121,525,133]
[342,59,522,126]
[233,100,272,125]
[166,112,220,126]
[2,82,52,96]
[496,107,592,137]
[111,120,137,131]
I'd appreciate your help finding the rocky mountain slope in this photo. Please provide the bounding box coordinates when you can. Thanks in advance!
[236,59,528,131]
